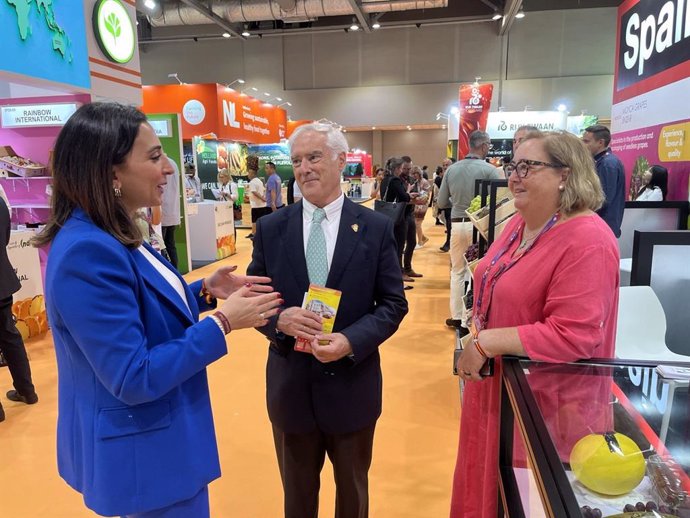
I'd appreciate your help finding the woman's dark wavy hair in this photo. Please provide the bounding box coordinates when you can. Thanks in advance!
[33,103,146,248]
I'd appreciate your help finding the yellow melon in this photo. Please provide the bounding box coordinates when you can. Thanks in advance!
[570,432,645,495]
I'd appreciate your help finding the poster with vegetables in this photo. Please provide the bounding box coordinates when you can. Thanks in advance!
[193,137,219,200]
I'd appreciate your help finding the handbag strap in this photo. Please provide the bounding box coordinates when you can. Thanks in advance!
[383,176,396,202]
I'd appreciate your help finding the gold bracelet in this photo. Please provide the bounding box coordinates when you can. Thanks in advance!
[199,278,215,305]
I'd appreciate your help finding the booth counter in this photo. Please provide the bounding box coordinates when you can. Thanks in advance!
[187,201,235,264]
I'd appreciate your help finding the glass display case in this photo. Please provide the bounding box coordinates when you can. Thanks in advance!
[499,357,690,518]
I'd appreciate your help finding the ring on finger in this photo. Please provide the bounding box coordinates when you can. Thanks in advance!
[259,312,265,319]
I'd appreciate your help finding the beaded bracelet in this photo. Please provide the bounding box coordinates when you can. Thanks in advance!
[199,278,215,305]
[213,311,232,334]
[208,315,225,335]
[473,334,488,359]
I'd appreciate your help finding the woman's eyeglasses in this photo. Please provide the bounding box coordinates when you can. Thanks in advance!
[504,159,564,179]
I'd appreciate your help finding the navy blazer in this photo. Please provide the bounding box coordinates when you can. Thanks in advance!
[46,209,227,516]
[247,197,408,434]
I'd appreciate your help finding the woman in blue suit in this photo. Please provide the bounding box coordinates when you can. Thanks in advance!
[34,103,282,518]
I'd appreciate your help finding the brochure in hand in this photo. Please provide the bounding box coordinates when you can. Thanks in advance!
[294,285,342,354]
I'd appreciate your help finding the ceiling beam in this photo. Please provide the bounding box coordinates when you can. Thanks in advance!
[344,0,371,33]
[177,0,244,38]
[499,0,522,36]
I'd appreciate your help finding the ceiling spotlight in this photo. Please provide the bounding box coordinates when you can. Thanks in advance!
[167,72,184,85]
[350,18,360,31]
[450,106,460,116]
[442,125,446,129]
[436,112,449,121]
[263,92,271,97]
[372,21,381,29]
[372,126,376,130]
[557,104,568,112]
[144,0,156,10]
[222,32,231,38]
[278,102,292,108]
[242,29,250,37]
[492,13,502,21]
[226,78,245,89]
[515,10,525,19]
[241,86,258,95]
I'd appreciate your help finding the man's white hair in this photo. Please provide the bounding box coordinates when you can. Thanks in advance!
[288,122,349,158]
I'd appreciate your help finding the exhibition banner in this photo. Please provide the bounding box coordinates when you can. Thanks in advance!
[143,84,219,139]
[612,0,690,201]
[1,0,90,89]
[143,84,287,144]
[614,0,690,103]
[457,83,493,159]
[485,111,568,140]
[193,137,220,200]
[247,143,292,182]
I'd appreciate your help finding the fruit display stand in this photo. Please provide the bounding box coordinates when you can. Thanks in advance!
[469,179,513,259]
[187,200,236,265]
[499,357,690,518]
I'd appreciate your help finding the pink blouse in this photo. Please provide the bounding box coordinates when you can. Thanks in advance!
[449,213,620,518]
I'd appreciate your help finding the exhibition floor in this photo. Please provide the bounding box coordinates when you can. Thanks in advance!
[0,219,460,518]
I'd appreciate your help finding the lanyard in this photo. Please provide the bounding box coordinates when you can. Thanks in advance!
[473,213,560,331]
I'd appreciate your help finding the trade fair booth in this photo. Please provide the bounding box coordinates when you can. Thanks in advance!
[142,82,289,265]
[0,0,143,339]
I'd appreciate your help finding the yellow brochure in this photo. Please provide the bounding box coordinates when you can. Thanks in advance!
[294,285,342,353]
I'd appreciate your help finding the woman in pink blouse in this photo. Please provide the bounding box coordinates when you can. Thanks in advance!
[451,131,620,517]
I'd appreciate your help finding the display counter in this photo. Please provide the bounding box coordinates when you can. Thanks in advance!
[499,357,690,518]
[187,201,235,264]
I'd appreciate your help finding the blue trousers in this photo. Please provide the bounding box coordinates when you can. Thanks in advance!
[121,486,209,518]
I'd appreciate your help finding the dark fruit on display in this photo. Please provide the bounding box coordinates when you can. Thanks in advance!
[636,501,648,511]
[579,505,602,518]
[624,504,637,512]
[647,501,659,511]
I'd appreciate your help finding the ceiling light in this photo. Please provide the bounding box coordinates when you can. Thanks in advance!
[372,126,376,130]
[372,22,381,29]
[226,78,245,89]
[144,0,156,10]
[242,30,250,37]
[167,72,183,85]
[450,106,460,116]
[241,86,258,95]
[350,18,360,31]
[492,13,502,21]
[278,102,292,108]
[515,10,525,19]
[557,104,568,112]
[275,97,282,102]
[442,125,446,129]
[222,32,231,38]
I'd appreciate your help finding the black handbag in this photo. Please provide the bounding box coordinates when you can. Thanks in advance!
[374,180,406,225]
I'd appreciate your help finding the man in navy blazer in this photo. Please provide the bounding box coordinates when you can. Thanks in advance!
[248,123,408,518]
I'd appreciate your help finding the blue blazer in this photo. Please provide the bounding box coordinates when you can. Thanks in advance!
[247,198,408,434]
[45,209,227,516]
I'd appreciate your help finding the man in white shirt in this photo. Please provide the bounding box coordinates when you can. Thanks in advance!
[247,168,267,239]
[160,159,181,268]
[247,123,408,518]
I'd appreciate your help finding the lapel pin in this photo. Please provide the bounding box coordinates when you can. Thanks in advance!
[351,224,359,232]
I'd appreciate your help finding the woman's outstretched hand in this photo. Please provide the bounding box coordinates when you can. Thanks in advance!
[218,286,282,330]
[205,265,273,299]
